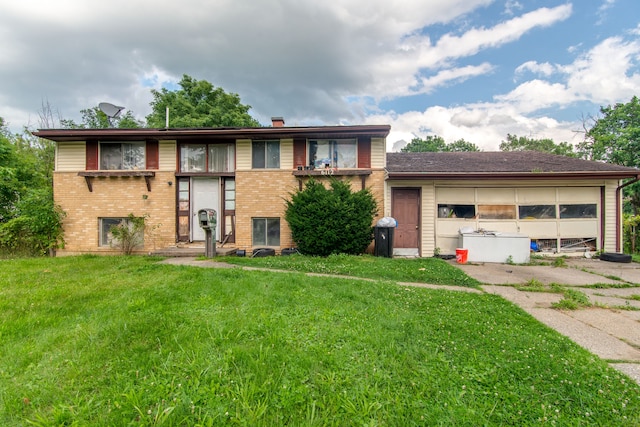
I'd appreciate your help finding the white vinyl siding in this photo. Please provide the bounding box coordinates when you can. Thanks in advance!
[370,137,386,169]
[56,142,86,171]
[159,140,176,171]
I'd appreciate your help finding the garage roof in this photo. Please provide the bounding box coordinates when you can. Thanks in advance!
[386,151,640,180]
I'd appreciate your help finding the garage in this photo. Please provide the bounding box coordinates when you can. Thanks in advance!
[385,151,640,258]
[435,185,600,255]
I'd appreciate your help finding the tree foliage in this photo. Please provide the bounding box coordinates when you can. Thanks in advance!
[401,136,480,152]
[61,106,143,129]
[146,74,260,128]
[578,96,640,166]
[285,179,377,256]
[577,96,640,216]
[499,134,576,157]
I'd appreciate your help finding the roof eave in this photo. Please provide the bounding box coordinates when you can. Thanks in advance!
[32,125,391,142]
[386,171,640,180]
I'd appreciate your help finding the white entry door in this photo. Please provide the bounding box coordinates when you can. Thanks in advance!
[191,177,220,241]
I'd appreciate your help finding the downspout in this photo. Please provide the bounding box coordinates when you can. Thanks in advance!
[616,175,640,252]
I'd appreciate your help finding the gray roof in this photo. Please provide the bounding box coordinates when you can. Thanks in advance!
[386,151,640,179]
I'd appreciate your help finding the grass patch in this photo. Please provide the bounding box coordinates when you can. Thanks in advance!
[1,256,639,425]
[552,288,592,310]
[221,253,480,288]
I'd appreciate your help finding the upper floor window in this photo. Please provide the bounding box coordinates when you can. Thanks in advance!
[180,143,235,173]
[100,142,145,170]
[252,140,280,169]
[308,139,356,169]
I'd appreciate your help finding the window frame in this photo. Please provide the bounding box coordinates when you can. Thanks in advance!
[99,217,131,247]
[252,217,280,247]
[252,140,280,169]
[179,143,236,173]
[308,139,357,169]
[99,141,146,171]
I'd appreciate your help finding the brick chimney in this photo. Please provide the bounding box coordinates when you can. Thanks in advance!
[271,117,285,127]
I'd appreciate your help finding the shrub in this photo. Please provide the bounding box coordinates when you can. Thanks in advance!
[109,214,146,255]
[285,178,377,256]
[0,188,65,256]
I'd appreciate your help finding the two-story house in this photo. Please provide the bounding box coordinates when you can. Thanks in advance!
[34,119,390,255]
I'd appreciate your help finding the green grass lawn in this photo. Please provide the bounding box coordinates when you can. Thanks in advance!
[1,256,639,426]
[219,253,480,287]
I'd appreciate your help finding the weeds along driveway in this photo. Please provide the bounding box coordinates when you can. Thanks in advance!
[451,258,640,384]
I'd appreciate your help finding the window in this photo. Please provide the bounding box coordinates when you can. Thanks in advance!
[180,143,235,173]
[519,205,556,219]
[252,218,280,246]
[100,217,130,247]
[180,144,206,172]
[100,142,145,170]
[224,179,235,211]
[209,144,235,172]
[478,205,516,219]
[438,204,476,218]
[252,141,280,168]
[560,204,597,219]
[308,139,356,169]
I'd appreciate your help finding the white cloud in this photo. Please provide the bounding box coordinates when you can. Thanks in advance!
[377,31,640,152]
[515,61,557,77]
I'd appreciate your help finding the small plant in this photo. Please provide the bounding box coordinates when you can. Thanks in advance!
[506,255,514,265]
[552,287,591,310]
[433,247,441,257]
[553,257,567,268]
[109,214,147,255]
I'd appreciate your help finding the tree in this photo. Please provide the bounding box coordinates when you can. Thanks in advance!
[61,106,143,129]
[578,96,640,216]
[401,136,480,152]
[577,96,640,167]
[285,179,377,256]
[499,134,576,157]
[146,74,260,128]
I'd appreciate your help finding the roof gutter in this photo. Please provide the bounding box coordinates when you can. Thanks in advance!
[616,175,640,252]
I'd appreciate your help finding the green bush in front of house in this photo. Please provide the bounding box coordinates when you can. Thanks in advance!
[285,178,377,256]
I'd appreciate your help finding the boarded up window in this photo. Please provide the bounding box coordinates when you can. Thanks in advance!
[478,205,516,219]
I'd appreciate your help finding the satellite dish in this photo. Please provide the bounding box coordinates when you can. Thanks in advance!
[99,102,125,126]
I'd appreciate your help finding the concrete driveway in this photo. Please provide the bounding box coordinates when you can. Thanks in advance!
[452,258,640,384]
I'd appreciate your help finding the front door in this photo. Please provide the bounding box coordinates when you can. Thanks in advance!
[191,177,220,241]
[392,188,420,250]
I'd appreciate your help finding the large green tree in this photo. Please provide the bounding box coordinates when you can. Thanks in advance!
[146,74,260,128]
[577,96,640,166]
[401,136,480,152]
[499,134,576,157]
[578,96,640,215]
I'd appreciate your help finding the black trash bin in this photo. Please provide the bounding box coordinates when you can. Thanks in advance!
[374,226,394,257]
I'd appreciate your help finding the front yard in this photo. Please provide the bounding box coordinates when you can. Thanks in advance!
[1,255,638,425]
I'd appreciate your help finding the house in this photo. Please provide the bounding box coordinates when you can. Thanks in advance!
[385,151,640,257]
[34,121,640,258]
[34,120,390,255]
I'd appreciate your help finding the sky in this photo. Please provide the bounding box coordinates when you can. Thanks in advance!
[1,0,639,151]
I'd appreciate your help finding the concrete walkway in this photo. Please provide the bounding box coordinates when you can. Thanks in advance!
[454,258,640,384]
[159,257,640,384]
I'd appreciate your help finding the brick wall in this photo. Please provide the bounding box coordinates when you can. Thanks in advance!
[234,169,386,253]
[54,172,176,254]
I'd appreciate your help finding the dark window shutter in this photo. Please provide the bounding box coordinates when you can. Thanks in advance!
[293,138,306,168]
[358,137,371,168]
[146,140,159,170]
[86,140,98,170]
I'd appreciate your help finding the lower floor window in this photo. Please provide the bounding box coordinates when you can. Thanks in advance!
[100,217,131,247]
[252,218,280,246]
